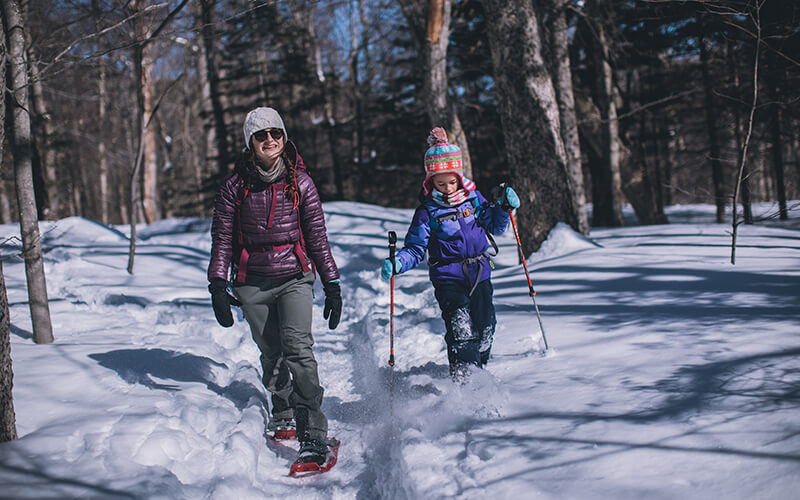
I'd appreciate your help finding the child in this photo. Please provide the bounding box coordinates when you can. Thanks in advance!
[381,127,519,379]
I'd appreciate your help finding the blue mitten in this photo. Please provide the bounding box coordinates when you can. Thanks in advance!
[381,258,402,280]
[497,186,520,210]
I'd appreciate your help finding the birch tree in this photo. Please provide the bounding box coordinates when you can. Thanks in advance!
[2,0,53,344]
[133,0,160,223]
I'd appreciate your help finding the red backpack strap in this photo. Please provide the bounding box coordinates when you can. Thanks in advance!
[233,175,251,282]
[293,185,313,275]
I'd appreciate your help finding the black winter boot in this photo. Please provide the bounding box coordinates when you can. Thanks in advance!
[296,439,329,466]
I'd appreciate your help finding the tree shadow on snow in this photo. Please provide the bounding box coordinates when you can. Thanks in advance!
[466,347,800,482]
[0,460,136,500]
[89,348,265,409]
[493,264,800,328]
[9,323,32,340]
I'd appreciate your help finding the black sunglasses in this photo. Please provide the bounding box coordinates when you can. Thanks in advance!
[253,129,284,142]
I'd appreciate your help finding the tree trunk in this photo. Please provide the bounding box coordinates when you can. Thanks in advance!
[181,76,204,211]
[97,58,109,224]
[355,0,374,198]
[0,259,17,442]
[618,68,667,225]
[765,51,788,220]
[92,0,110,224]
[349,0,363,181]
[0,7,16,443]
[129,0,148,273]
[0,9,6,225]
[0,259,16,442]
[3,0,53,344]
[727,37,752,223]
[699,30,726,223]
[480,0,579,251]
[198,0,230,181]
[0,185,11,224]
[135,0,159,223]
[24,26,59,220]
[542,0,589,234]
[586,0,623,227]
[292,0,345,198]
[649,114,665,214]
[424,0,473,179]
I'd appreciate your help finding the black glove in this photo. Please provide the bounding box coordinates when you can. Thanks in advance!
[209,279,241,328]
[322,281,342,330]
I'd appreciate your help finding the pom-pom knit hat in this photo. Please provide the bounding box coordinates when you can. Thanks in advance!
[422,127,475,195]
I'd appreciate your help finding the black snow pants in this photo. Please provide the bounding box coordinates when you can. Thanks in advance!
[433,278,497,376]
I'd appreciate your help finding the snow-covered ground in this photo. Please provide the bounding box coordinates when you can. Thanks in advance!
[0,201,798,499]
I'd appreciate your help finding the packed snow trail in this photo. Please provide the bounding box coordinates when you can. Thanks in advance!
[322,202,546,498]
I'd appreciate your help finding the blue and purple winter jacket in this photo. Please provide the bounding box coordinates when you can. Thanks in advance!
[396,190,510,287]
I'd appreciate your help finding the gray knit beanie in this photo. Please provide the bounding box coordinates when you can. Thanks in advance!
[243,107,287,147]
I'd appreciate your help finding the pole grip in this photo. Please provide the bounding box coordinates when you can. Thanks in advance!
[388,231,397,274]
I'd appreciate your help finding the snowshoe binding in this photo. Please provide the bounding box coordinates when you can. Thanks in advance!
[289,437,340,477]
[268,418,296,440]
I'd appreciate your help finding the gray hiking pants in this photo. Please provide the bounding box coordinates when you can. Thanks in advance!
[233,271,327,441]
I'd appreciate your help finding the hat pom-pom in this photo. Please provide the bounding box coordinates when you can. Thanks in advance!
[427,127,448,147]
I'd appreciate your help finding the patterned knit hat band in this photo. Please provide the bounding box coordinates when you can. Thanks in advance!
[426,157,463,173]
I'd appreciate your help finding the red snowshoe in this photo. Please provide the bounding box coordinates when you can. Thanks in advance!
[273,423,296,440]
[289,438,340,477]
[269,419,296,440]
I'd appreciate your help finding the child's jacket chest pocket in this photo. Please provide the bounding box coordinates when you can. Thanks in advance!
[432,206,475,239]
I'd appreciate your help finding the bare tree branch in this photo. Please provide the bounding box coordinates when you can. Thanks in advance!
[142,0,190,50]
[730,5,761,265]
[127,73,184,274]
[722,20,800,68]
[39,2,169,80]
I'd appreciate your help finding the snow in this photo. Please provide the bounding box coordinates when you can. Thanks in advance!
[1,201,799,499]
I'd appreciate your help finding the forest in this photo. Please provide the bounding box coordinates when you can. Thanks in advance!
[0,0,799,454]
[1,0,798,249]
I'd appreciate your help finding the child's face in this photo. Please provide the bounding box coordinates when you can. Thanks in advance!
[432,173,460,195]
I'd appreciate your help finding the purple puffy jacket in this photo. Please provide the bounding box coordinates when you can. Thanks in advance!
[208,141,339,284]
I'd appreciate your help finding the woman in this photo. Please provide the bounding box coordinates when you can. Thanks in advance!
[207,107,341,467]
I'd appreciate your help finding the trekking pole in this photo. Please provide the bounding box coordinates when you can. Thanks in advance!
[388,231,397,366]
[508,210,550,350]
